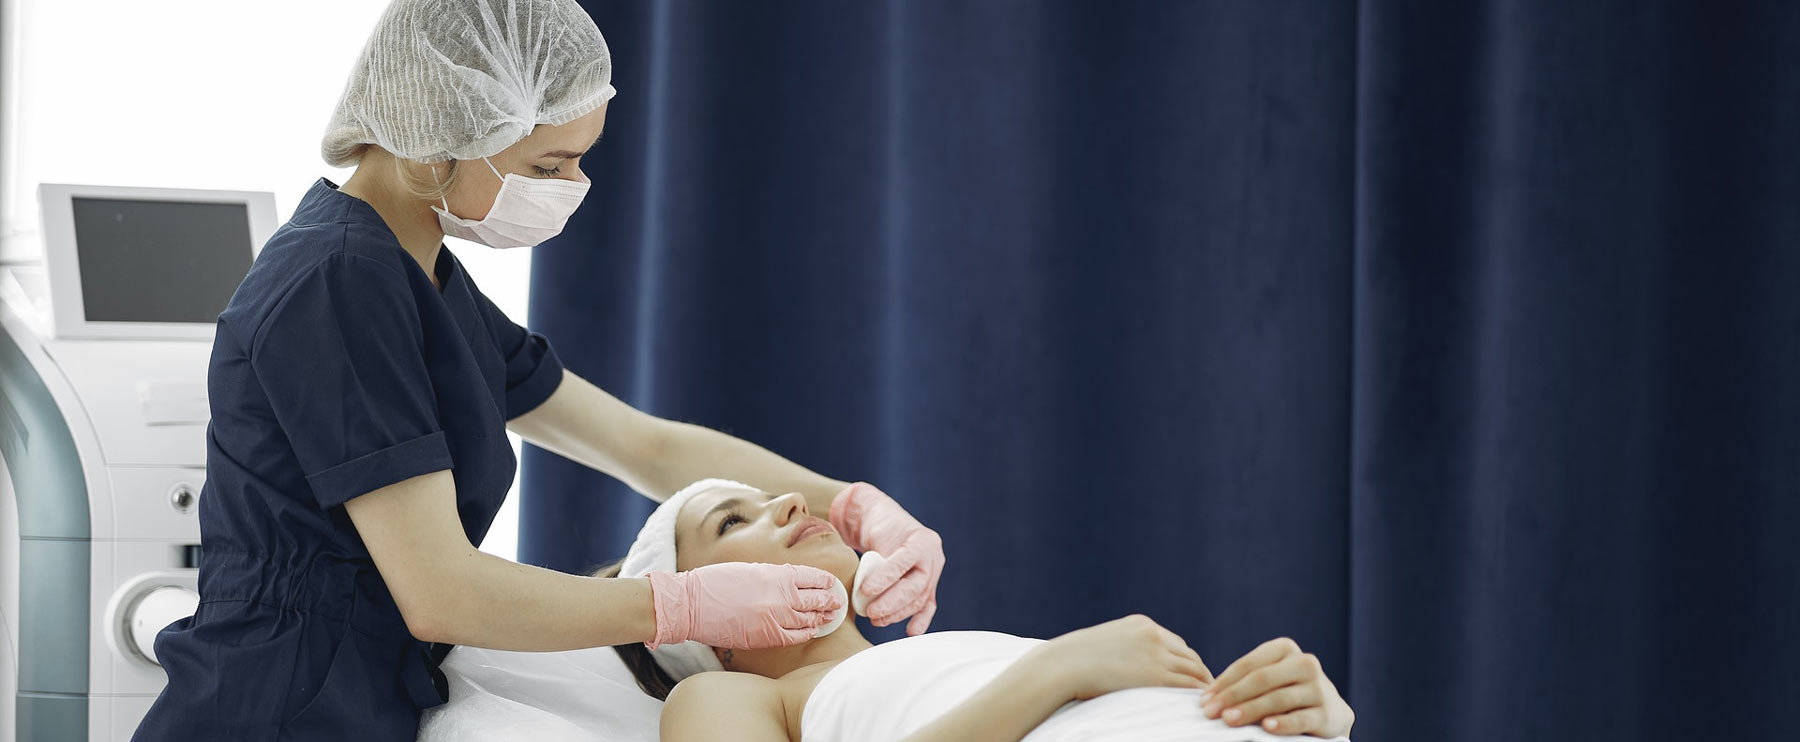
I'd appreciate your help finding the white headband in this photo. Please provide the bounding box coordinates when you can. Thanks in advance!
[618,478,759,681]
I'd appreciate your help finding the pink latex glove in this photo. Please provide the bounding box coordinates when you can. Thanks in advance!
[828,481,944,635]
[644,562,846,650]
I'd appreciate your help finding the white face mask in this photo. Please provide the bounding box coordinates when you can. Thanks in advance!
[431,157,590,249]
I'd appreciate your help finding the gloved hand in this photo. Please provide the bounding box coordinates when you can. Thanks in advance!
[828,482,945,635]
[644,562,846,650]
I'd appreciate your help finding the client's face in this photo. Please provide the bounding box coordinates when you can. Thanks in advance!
[673,485,860,589]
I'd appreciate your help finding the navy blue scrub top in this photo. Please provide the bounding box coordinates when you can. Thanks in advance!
[131,177,567,741]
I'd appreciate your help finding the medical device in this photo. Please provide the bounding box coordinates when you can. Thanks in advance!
[1,182,275,741]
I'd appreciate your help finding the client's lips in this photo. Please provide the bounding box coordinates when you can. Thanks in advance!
[787,518,835,547]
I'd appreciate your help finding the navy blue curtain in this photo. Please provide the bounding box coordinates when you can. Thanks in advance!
[520,2,1799,738]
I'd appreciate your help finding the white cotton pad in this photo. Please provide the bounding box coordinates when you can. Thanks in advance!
[850,551,889,618]
[815,575,849,638]
[817,551,890,637]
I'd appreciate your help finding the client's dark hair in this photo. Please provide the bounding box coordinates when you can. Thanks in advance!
[590,558,680,701]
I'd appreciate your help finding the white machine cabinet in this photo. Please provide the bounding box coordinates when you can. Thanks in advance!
[1,182,274,741]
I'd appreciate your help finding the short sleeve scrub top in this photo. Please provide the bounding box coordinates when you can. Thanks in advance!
[130,177,567,741]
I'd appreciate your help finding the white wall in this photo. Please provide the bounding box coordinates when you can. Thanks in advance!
[1,0,529,561]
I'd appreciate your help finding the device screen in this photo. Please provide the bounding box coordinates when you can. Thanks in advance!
[71,196,254,324]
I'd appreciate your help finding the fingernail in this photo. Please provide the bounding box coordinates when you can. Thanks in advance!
[1264,718,1279,731]
[1202,702,1219,716]
[1224,708,1241,722]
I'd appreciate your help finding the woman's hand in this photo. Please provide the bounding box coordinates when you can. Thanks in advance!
[827,482,945,634]
[1201,637,1354,738]
[1026,614,1213,700]
[644,562,845,650]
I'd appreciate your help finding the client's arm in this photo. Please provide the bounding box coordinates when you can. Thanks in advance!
[903,614,1213,742]
[655,659,1079,742]
[897,652,1078,742]
[660,672,789,742]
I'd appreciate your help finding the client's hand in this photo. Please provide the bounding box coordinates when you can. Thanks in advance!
[1028,614,1213,701]
[1201,637,1354,738]
[644,562,845,650]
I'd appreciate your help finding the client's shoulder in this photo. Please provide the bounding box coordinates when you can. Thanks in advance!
[668,669,779,697]
[662,671,791,742]
[664,670,780,708]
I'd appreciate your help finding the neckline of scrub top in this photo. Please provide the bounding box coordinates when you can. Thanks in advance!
[313,176,457,296]
[430,244,457,296]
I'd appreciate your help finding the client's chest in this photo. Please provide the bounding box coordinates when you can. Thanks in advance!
[780,661,848,741]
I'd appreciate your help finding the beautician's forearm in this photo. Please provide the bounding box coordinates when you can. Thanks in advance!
[901,654,1075,742]
[506,369,848,510]
[656,418,850,515]
[424,546,657,651]
[505,369,671,498]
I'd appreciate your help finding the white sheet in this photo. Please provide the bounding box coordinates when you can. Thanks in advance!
[416,645,662,742]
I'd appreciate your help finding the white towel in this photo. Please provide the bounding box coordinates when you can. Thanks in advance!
[801,630,1352,742]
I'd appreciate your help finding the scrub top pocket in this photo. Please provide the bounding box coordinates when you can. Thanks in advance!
[277,617,356,733]
[277,611,426,739]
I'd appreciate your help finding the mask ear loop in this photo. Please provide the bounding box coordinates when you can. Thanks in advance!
[432,157,506,214]
[431,162,451,214]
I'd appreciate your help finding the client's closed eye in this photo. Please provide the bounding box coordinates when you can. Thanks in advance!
[713,492,777,536]
[717,513,744,535]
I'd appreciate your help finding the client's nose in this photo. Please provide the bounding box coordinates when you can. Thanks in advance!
[772,491,807,524]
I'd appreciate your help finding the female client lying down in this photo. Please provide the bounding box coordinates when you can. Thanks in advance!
[592,478,1355,742]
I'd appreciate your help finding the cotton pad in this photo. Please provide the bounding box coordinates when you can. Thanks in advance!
[851,551,889,617]
[815,575,849,637]
[815,551,889,637]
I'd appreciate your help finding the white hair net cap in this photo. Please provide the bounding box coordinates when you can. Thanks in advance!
[322,0,617,168]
